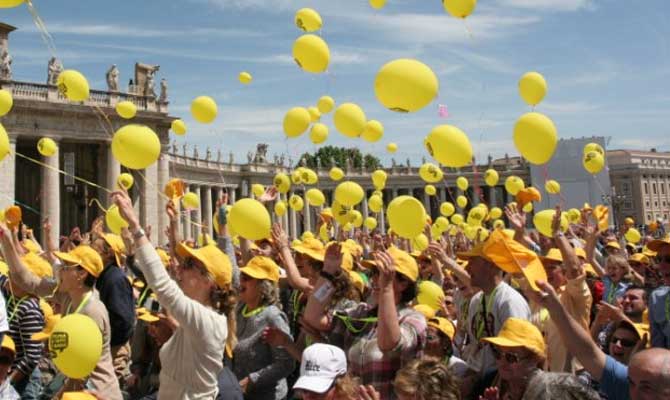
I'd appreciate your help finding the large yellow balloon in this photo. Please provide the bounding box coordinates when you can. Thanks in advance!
[284,107,311,138]
[37,137,57,157]
[335,181,364,206]
[374,59,439,113]
[583,151,605,175]
[251,184,265,198]
[0,0,24,8]
[171,119,187,135]
[50,314,102,379]
[419,163,443,183]
[368,195,383,213]
[504,176,525,195]
[329,167,344,181]
[583,142,604,157]
[239,71,252,84]
[115,101,137,119]
[440,202,455,217]
[513,112,557,165]
[372,169,387,189]
[310,123,329,144]
[443,0,477,18]
[533,209,568,238]
[625,228,641,244]
[456,195,468,209]
[387,143,398,153]
[456,176,469,191]
[183,192,200,210]
[387,196,426,239]
[229,199,271,240]
[274,201,287,217]
[317,96,335,114]
[545,180,561,194]
[57,70,90,102]
[417,280,445,310]
[293,34,330,74]
[332,201,352,226]
[361,120,384,142]
[306,189,325,206]
[117,173,134,190]
[334,103,366,138]
[295,8,322,32]
[0,89,13,116]
[106,205,129,234]
[273,173,291,193]
[111,125,160,170]
[518,71,547,106]
[291,169,303,184]
[289,194,304,211]
[364,217,378,230]
[451,214,464,225]
[369,0,386,9]
[425,125,472,168]
[434,216,449,232]
[191,96,218,123]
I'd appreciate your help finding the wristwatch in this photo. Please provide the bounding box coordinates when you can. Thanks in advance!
[132,228,146,240]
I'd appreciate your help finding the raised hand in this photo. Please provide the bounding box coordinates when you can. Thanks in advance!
[373,250,395,288]
[271,223,289,251]
[165,199,178,223]
[258,186,278,204]
[479,386,500,400]
[504,203,526,232]
[323,243,343,275]
[550,205,563,237]
[216,191,229,209]
[111,191,141,230]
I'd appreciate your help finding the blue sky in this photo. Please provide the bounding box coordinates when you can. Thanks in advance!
[3,0,669,166]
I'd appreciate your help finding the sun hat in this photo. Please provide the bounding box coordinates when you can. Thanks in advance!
[1,335,15,356]
[292,238,326,262]
[481,317,545,358]
[176,243,232,289]
[54,245,104,278]
[293,344,347,394]
[540,248,563,264]
[239,256,280,283]
[21,252,53,278]
[101,233,126,267]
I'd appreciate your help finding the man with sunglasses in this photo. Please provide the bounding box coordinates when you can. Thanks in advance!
[648,236,670,348]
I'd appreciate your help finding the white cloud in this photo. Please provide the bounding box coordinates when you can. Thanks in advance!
[20,23,265,39]
[496,0,595,12]
[540,101,601,114]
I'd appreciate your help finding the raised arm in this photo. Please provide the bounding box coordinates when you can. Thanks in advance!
[214,192,239,289]
[41,218,58,264]
[505,204,538,251]
[271,223,311,294]
[165,199,180,259]
[303,244,343,331]
[583,214,606,278]
[375,250,401,352]
[427,242,471,287]
[551,206,584,279]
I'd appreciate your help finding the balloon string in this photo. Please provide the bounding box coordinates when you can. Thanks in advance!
[92,104,115,138]
[88,198,108,214]
[25,0,58,59]
[0,193,41,217]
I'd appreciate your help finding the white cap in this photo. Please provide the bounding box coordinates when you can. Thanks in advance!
[293,344,347,394]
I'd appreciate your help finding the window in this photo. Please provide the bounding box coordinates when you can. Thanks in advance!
[644,182,649,194]
[653,183,657,194]
[654,201,658,208]
[622,182,631,195]
[663,184,666,195]
[647,214,652,222]
[646,201,650,207]
[623,201,633,210]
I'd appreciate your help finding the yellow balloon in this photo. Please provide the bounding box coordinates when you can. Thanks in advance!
[301,168,318,185]
[115,101,137,119]
[274,201,287,217]
[0,89,13,116]
[522,202,534,213]
[373,190,383,198]
[387,196,426,239]
[308,106,321,122]
[518,71,547,106]
[567,208,581,224]
[283,107,311,138]
[456,195,468,209]
[440,202,455,217]
[583,142,604,157]
[533,209,568,238]
[0,124,9,162]
[329,167,344,181]
[57,70,90,102]
[425,125,472,168]
[291,169,303,184]
[412,233,429,252]
[273,173,291,194]
[361,120,384,142]
[484,169,499,187]
[239,71,252,84]
[545,180,561,194]
[493,219,505,229]
[372,169,387,190]
[183,192,200,209]
[514,112,557,165]
[374,59,439,113]
[293,34,330,74]
[310,123,329,144]
[451,214,464,225]
[434,216,449,232]
[425,185,437,196]
[289,194,304,211]
[443,0,477,18]
[335,181,364,207]
[583,151,605,175]
[504,176,525,195]
[368,195,383,213]
[171,119,187,135]
[37,137,58,157]
[111,124,160,170]
[350,210,364,228]
[387,142,398,153]
[306,188,325,206]
[489,207,503,220]
[251,184,265,198]
[364,217,378,230]
[106,205,129,235]
[229,199,271,240]
[191,96,218,123]
[419,163,443,183]
[117,173,134,190]
[334,103,366,138]
[0,0,24,8]
[625,228,641,244]
[317,96,335,114]
[456,176,469,191]
[50,314,102,379]
[295,8,322,32]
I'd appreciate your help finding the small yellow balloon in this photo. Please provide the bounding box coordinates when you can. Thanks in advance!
[106,205,129,235]
[117,173,134,190]
[514,112,557,165]
[583,142,605,157]
[308,106,321,122]
[583,151,605,175]
[361,120,384,143]
[284,107,311,138]
[425,185,437,196]
[451,214,464,225]
[387,196,426,239]
[0,89,13,116]
[505,176,525,195]
[545,180,561,194]
[368,195,383,213]
[567,208,581,224]
[273,173,291,193]
[317,96,335,114]
[274,201,287,217]
[440,202,455,217]
[37,137,58,157]
[425,125,472,168]
[229,199,271,240]
[456,195,468,209]
[533,209,568,238]
[301,168,318,185]
[57,70,90,102]
[489,207,503,220]
[291,169,303,184]
[329,167,344,181]
[456,176,469,191]
[387,143,398,153]
[171,119,187,135]
[50,314,103,379]
[239,71,252,84]
[625,228,641,244]
[251,184,265,198]
[111,124,160,170]
[484,169,499,187]
[434,217,449,232]
[191,96,218,124]
[350,210,364,228]
[372,169,387,190]
[295,8,323,32]
[364,217,378,230]
[369,0,386,9]
[293,34,330,74]
[334,103,366,138]
[412,233,429,252]
[183,192,200,210]
[310,123,329,144]
[374,58,439,113]
[443,0,477,18]
[522,202,534,213]
[419,163,443,183]
[306,188,325,206]
[115,101,137,119]
[289,195,304,211]
[335,181,364,207]
[0,0,24,8]
[519,71,547,106]
[493,219,505,229]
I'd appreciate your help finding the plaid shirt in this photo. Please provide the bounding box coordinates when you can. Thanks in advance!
[328,303,426,400]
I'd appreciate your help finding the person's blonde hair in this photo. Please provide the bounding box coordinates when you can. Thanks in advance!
[393,357,461,400]
[333,374,360,399]
[606,254,634,281]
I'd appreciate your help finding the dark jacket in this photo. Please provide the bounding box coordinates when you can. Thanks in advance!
[96,262,136,347]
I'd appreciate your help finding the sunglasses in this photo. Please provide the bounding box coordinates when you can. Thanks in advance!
[491,347,527,364]
[611,336,637,348]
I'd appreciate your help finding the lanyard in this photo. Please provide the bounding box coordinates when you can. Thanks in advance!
[475,285,500,340]
[241,305,265,318]
[291,290,304,325]
[334,314,378,334]
[137,286,151,307]
[8,295,28,323]
[66,292,92,315]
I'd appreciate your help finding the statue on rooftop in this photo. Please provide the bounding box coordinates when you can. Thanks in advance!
[159,78,168,102]
[47,57,63,86]
[145,69,156,98]
[106,64,119,92]
[0,49,12,81]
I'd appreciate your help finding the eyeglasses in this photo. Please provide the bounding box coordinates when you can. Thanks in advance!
[491,347,527,364]
[60,263,81,271]
[611,336,637,348]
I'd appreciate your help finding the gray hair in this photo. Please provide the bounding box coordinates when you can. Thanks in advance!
[258,279,279,307]
[523,371,600,400]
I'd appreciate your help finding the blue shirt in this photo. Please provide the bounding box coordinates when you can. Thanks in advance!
[649,286,670,348]
[600,355,629,400]
[602,276,630,304]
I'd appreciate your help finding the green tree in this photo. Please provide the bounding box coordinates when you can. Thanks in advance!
[298,146,382,170]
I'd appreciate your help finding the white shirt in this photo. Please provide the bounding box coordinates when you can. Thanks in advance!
[0,290,8,333]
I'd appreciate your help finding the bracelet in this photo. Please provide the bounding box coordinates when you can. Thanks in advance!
[132,228,146,241]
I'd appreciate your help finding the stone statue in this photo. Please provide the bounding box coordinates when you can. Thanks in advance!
[487,154,493,166]
[255,143,269,164]
[193,145,199,159]
[329,156,336,168]
[406,158,411,168]
[182,143,188,158]
[316,156,321,169]
[391,158,397,168]
[288,156,293,168]
[106,64,119,92]
[172,141,178,154]
[504,153,510,170]
[279,154,286,167]
[159,78,168,102]
[217,149,222,163]
[206,147,211,161]
[145,70,156,98]
[299,156,307,167]
[229,152,234,164]
[47,57,63,86]
[274,154,279,165]
[421,156,426,165]
[247,151,254,164]
[0,49,12,80]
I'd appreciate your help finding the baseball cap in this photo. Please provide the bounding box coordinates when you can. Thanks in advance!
[413,304,436,319]
[176,243,232,289]
[54,245,104,278]
[31,314,62,341]
[606,241,621,250]
[61,392,97,400]
[1,335,15,356]
[101,233,126,267]
[629,253,650,265]
[481,317,545,358]
[239,256,280,283]
[293,344,347,394]
[292,238,325,262]
[360,246,418,282]
[540,248,563,264]
[428,317,456,340]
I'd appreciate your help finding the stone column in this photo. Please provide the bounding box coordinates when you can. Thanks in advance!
[140,161,159,244]
[0,138,16,209]
[423,189,430,215]
[282,193,289,232]
[362,195,370,232]
[489,186,497,207]
[440,186,446,204]
[182,183,191,241]
[41,138,60,247]
[203,186,213,238]
[289,191,297,239]
[106,145,120,207]
[303,191,311,233]
[193,185,202,240]
[157,151,170,246]
[229,185,237,203]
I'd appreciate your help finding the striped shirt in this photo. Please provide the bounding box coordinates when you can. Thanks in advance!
[0,275,45,377]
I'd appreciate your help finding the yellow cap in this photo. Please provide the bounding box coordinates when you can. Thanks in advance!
[156,248,170,268]
[361,246,418,282]
[347,270,365,294]
[642,245,657,258]
[137,311,160,323]
[647,235,670,253]
[291,238,325,262]
[428,317,456,340]
[176,243,232,289]
[54,245,104,278]
[240,256,280,283]
[22,239,41,254]
[616,320,650,345]
[320,208,333,222]
[31,314,62,341]
[39,299,54,320]
[21,252,53,278]
[102,233,126,267]
[1,335,14,355]
[624,217,634,225]
[629,253,650,265]
[574,247,587,259]
[413,304,436,319]
[343,239,363,258]
[582,263,597,276]
[61,392,98,400]
[0,260,7,276]
[540,248,563,264]
[481,317,545,358]
[606,241,621,250]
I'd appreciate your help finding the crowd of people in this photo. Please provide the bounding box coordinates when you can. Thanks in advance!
[0,186,668,400]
